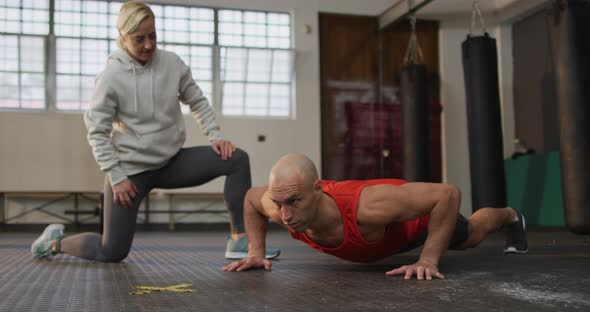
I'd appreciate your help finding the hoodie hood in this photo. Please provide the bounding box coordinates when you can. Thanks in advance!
[108,49,156,115]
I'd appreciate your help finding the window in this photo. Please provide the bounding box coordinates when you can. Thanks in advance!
[157,5,215,110]
[0,0,49,109]
[54,0,119,111]
[221,47,292,117]
[219,10,292,117]
[0,1,294,118]
[0,0,50,35]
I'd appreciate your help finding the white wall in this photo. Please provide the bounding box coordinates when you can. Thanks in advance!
[439,22,515,216]
[0,112,104,192]
[439,26,471,216]
[0,0,394,193]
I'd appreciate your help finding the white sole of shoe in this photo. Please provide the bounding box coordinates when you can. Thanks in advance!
[224,251,249,260]
[503,247,528,254]
[225,251,281,260]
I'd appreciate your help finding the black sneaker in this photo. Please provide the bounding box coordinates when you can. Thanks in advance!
[504,208,528,254]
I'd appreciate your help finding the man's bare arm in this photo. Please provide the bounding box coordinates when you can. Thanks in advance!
[359,182,461,279]
[244,186,271,258]
[223,186,274,272]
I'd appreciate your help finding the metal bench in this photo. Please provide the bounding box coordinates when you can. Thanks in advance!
[0,191,225,231]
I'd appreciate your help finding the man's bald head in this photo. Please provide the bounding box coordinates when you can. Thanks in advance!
[269,154,319,189]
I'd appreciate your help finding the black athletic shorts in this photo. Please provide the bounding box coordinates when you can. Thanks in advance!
[397,213,469,253]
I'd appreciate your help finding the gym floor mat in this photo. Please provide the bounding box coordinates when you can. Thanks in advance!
[1,229,589,311]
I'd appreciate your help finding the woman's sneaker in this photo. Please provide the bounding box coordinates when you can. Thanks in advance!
[31,224,64,259]
[225,236,281,260]
[504,209,528,254]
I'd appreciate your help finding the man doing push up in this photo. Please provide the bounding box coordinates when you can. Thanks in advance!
[223,154,527,280]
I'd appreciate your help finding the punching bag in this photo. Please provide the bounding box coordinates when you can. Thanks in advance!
[550,0,590,234]
[462,33,507,211]
[401,64,430,182]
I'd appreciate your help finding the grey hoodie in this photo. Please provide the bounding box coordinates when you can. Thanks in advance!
[84,48,222,185]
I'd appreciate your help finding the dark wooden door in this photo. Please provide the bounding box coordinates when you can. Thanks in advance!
[320,14,441,182]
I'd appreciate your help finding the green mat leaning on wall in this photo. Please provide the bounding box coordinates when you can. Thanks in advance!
[505,152,565,227]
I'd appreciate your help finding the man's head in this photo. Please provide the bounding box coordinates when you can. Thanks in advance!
[268,154,322,233]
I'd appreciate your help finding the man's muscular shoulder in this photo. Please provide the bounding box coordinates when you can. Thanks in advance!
[356,184,407,226]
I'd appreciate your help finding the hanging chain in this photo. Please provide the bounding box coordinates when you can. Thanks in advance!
[470,0,487,34]
[403,14,424,65]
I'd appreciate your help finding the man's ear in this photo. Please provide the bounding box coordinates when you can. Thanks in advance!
[312,179,322,195]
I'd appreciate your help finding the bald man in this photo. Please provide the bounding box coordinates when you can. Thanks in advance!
[223,154,527,280]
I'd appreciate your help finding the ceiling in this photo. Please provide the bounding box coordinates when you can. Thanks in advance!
[379,0,550,28]
[419,0,505,15]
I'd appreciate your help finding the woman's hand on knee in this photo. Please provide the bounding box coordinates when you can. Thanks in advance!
[212,140,236,160]
[112,179,138,208]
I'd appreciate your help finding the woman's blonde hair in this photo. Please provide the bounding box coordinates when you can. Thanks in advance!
[117,1,155,49]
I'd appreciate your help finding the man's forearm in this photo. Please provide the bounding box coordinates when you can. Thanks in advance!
[419,191,460,265]
[244,199,269,258]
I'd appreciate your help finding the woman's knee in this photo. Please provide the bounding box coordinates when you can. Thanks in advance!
[232,148,250,166]
[101,245,131,262]
[102,252,129,263]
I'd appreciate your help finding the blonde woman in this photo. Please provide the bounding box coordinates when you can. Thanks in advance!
[31,1,279,262]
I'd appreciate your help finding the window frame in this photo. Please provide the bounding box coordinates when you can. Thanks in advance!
[0,0,294,119]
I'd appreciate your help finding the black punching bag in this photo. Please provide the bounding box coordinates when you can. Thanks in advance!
[550,0,590,234]
[462,33,507,211]
[401,64,430,182]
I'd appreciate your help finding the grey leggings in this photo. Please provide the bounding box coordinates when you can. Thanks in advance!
[59,146,251,262]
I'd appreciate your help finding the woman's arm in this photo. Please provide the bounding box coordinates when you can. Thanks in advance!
[84,73,126,185]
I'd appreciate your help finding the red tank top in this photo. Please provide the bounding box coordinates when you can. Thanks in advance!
[289,179,430,263]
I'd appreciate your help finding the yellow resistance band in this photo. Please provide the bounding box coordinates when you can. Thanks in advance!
[130,283,196,295]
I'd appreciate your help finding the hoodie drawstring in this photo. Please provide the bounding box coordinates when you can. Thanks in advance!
[150,66,154,117]
[131,63,138,113]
